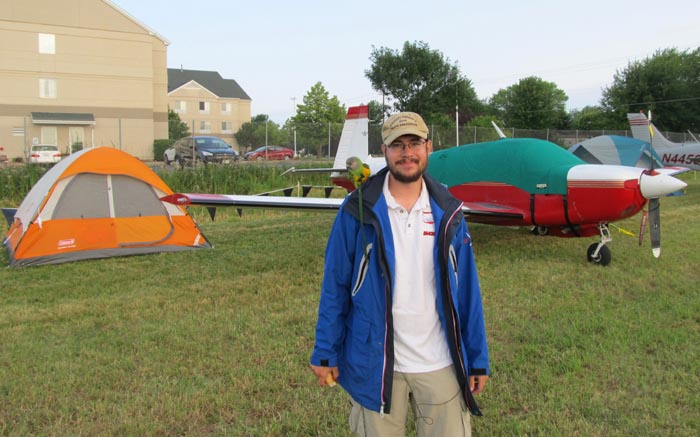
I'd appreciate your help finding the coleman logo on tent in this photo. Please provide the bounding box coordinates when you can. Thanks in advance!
[58,239,76,250]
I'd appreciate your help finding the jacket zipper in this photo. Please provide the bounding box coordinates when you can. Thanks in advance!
[443,206,473,411]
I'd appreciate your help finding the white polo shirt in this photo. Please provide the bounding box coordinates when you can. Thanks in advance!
[383,174,452,373]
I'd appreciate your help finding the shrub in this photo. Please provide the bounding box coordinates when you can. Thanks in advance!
[153,139,175,162]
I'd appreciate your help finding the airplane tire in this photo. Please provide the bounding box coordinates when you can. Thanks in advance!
[532,226,548,236]
[587,243,611,266]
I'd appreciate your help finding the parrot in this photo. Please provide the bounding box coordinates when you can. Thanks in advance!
[346,156,371,258]
[346,156,371,188]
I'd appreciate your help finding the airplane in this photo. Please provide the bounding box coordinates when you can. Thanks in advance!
[162,106,687,266]
[627,112,700,171]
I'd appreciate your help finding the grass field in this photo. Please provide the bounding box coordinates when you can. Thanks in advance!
[1,174,699,436]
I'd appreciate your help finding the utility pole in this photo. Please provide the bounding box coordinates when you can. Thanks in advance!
[291,97,297,157]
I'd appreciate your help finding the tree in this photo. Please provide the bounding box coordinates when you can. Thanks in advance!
[168,109,189,139]
[601,48,700,131]
[365,41,482,124]
[568,106,615,130]
[367,100,389,125]
[234,114,286,152]
[289,82,346,155]
[488,76,568,129]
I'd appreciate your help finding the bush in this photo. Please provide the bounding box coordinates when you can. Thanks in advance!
[153,139,175,162]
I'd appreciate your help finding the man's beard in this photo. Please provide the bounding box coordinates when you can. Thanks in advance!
[386,157,425,183]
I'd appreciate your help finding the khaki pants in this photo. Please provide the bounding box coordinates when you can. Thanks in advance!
[349,365,471,437]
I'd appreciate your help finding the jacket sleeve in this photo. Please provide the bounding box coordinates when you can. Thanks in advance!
[456,220,490,375]
[310,207,358,367]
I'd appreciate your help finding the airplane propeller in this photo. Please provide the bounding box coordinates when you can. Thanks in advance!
[634,110,666,257]
[635,165,686,258]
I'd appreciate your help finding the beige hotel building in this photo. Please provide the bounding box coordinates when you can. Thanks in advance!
[0,0,251,161]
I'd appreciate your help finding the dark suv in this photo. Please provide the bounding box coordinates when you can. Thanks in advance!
[164,136,239,166]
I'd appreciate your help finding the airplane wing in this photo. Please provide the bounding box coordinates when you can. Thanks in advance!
[160,193,344,211]
[283,166,346,174]
[160,194,526,222]
[461,202,525,221]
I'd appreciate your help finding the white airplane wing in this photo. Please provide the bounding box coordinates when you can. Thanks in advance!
[161,193,344,211]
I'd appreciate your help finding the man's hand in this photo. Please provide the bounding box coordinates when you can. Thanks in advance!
[310,364,339,387]
[469,375,489,395]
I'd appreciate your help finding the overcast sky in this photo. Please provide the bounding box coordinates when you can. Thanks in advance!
[112,0,700,124]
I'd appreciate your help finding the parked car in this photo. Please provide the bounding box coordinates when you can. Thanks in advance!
[164,136,239,166]
[29,144,62,164]
[244,146,294,161]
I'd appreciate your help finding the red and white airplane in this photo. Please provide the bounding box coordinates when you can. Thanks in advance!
[163,106,687,266]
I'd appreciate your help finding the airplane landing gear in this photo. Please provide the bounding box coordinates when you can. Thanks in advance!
[587,223,612,266]
[532,226,548,236]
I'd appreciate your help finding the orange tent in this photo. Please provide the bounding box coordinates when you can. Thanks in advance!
[3,147,210,267]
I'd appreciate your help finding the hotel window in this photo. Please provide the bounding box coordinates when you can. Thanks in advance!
[39,78,57,99]
[199,121,211,133]
[221,121,233,133]
[221,102,232,114]
[199,101,210,114]
[41,126,58,145]
[174,100,187,113]
[38,33,55,54]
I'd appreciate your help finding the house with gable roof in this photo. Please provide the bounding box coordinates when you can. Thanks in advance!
[167,68,251,151]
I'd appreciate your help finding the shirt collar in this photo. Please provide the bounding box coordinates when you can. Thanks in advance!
[382,173,430,212]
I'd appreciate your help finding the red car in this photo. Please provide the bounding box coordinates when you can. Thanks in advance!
[244,146,294,161]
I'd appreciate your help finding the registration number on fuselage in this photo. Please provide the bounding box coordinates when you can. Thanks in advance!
[663,153,700,165]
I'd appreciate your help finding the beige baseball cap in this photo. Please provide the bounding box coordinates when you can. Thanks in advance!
[381,112,429,145]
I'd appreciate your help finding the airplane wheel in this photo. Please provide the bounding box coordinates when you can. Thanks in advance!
[532,226,548,236]
[587,243,611,266]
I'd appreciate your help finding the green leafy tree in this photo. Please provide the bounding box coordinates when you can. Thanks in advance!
[488,76,569,129]
[367,100,389,125]
[601,48,700,131]
[365,41,482,123]
[168,109,190,139]
[289,82,346,155]
[234,114,286,152]
[568,106,615,130]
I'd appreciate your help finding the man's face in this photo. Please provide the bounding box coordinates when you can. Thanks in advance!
[382,135,432,183]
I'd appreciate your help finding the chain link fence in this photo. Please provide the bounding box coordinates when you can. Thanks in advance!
[186,120,697,161]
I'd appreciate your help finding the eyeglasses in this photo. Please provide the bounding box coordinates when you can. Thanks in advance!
[386,139,427,151]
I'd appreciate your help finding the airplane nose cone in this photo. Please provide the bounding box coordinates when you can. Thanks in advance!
[639,172,687,199]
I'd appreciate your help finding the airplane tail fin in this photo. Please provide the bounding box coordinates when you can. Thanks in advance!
[627,112,677,149]
[332,105,369,170]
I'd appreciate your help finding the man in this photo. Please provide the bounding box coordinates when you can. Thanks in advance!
[310,112,489,436]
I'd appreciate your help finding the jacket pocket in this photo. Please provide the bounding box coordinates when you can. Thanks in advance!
[343,316,373,376]
[449,244,458,288]
[351,242,373,296]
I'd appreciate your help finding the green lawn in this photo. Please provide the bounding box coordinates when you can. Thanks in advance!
[1,176,699,436]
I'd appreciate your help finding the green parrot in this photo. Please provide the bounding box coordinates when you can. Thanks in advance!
[346,156,371,258]
[346,156,371,188]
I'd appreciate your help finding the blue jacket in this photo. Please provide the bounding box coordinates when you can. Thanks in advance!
[311,168,490,416]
